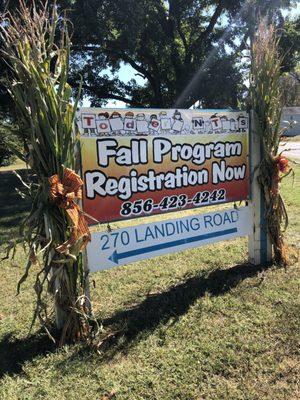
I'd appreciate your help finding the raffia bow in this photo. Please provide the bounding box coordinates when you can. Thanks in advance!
[271,156,291,196]
[49,168,91,255]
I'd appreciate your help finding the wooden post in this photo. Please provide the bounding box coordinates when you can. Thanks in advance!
[53,281,67,330]
[248,110,272,265]
[82,249,92,314]
[75,124,92,316]
[44,214,67,330]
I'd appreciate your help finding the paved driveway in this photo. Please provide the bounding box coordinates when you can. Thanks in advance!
[278,141,300,160]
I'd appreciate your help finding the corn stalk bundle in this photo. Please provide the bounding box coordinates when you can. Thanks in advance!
[250,22,292,266]
[0,0,94,344]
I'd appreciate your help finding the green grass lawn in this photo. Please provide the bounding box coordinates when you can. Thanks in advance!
[0,159,26,172]
[0,167,299,400]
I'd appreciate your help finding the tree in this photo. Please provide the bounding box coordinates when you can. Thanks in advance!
[56,0,297,108]
[0,0,298,111]
[279,16,300,106]
[280,70,300,107]
[0,1,20,118]
[0,123,21,166]
[279,16,300,73]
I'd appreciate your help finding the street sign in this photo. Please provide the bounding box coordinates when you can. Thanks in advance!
[86,207,252,272]
[77,108,249,223]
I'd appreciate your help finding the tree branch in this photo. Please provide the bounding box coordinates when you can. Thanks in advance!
[122,52,163,105]
[290,72,300,83]
[72,44,152,81]
[237,30,250,53]
[121,53,153,83]
[72,45,101,51]
[176,18,188,52]
[151,0,184,81]
[81,84,143,106]
[72,44,155,85]
[191,0,224,52]
[72,43,162,106]
[201,0,224,42]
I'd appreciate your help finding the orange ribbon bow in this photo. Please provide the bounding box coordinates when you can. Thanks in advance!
[49,168,91,255]
[271,156,290,196]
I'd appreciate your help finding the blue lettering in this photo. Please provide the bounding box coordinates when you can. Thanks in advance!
[145,226,155,240]
[135,228,145,243]
[166,222,175,236]
[223,212,231,224]
[190,218,201,231]
[204,215,213,228]
[154,224,165,238]
[230,210,238,223]
[179,219,190,233]
[213,213,222,226]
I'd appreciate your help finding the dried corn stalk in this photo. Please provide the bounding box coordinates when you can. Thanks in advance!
[0,0,95,344]
[251,22,293,266]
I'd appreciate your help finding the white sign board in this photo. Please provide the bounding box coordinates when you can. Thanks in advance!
[87,207,252,272]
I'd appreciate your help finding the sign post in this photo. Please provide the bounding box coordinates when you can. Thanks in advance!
[248,110,272,265]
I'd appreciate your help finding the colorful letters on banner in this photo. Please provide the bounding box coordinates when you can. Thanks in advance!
[77,109,249,223]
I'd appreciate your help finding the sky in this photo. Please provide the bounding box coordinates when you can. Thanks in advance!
[83,3,300,109]
[282,2,300,17]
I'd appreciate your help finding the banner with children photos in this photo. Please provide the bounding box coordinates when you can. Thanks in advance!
[77,108,250,224]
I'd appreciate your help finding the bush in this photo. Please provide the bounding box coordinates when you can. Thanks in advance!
[0,122,22,167]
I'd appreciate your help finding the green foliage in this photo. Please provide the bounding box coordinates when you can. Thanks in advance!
[279,16,300,73]
[55,0,297,108]
[0,123,21,166]
[1,1,299,110]
[67,0,245,107]
[280,71,300,107]
[278,16,300,106]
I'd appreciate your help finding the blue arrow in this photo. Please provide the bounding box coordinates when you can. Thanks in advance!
[108,227,237,265]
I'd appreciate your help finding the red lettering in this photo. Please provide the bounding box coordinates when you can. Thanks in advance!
[83,116,94,126]
[99,122,108,129]
[126,121,135,129]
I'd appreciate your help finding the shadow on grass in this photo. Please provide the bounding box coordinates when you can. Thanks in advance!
[0,262,272,377]
[0,331,56,378]
[0,169,30,245]
[95,262,272,360]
